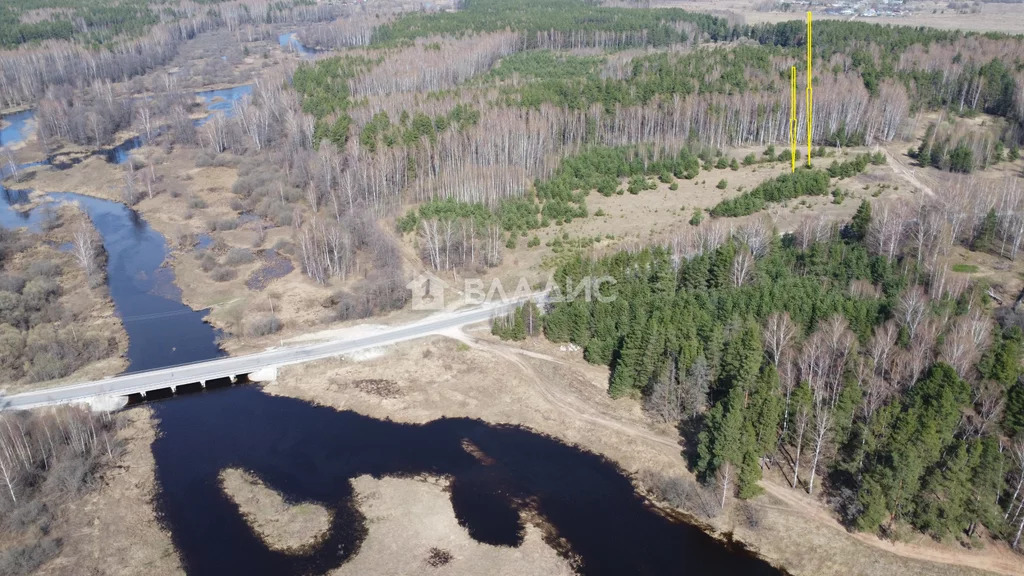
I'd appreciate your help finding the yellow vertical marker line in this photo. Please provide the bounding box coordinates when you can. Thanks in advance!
[806,11,813,167]
[790,66,797,173]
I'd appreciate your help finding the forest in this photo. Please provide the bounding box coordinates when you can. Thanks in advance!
[254,2,1021,260]
[371,0,731,48]
[0,0,337,107]
[15,0,1014,328]
[0,406,123,575]
[536,192,1024,547]
[3,0,1021,328]
[0,0,325,48]
[2,0,1024,570]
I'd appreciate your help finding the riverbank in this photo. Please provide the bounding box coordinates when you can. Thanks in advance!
[336,474,576,575]
[219,468,332,553]
[33,407,183,576]
[22,328,1022,575]
[217,467,577,575]
[262,332,1023,576]
[0,203,128,394]
[10,141,438,357]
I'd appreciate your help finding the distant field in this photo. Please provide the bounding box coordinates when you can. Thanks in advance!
[659,0,1024,34]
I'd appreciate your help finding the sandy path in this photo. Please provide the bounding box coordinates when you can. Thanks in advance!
[455,332,681,454]
[759,482,1023,576]
[881,147,935,197]
[462,331,1023,576]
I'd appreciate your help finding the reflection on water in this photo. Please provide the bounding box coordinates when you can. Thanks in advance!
[278,32,317,57]
[5,75,780,576]
[194,85,254,127]
[50,192,223,370]
[0,189,224,370]
[0,185,48,230]
[152,386,782,576]
[0,109,35,147]
[101,135,144,165]
[1,86,254,168]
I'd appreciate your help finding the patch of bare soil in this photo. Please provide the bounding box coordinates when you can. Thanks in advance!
[219,468,332,553]
[246,249,295,291]
[332,475,575,576]
[266,333,1022,576]
[36,408,183,576]
[349,378,403,399]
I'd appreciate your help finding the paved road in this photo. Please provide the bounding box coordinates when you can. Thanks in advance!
[2,298,533,411]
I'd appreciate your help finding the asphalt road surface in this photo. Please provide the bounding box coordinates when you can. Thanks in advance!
[2,299,530,410]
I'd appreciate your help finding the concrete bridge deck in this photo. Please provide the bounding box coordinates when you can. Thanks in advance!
[1,299,530,411]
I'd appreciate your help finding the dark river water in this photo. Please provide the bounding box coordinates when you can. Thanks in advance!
[1,93,783,575]
[0,189,222,371]
[152,386,781,576]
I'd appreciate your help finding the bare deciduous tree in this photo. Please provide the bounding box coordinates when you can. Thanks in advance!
[681,354,710,419]
[896,286,929,342]
[731,247,754,287]
[764,312,797,367]
[71,224,100,282]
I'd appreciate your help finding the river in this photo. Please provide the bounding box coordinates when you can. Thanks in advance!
[0,92,783,576]
[278,32,319,58]
[153,385,781,576]
[0,109,35,148]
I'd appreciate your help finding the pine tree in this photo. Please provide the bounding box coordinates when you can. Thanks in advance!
[832,376,863,449]
[850,199,872,241]
[973,208,998,252]
[696,388,746,485]
[914,440,973,537]
[1005,381,1024,435]
[543,305,572,342]
[738,435,764,499]
[856,475,890,532]
[749,365,783,456]
[710,241,736,289]
[966,436,1004,538]
[855,364,971,530]
[609,320,647,397]
[982,327,1022,387]
[716,320,763,397]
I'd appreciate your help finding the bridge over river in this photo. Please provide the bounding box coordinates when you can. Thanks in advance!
[2,300,529,411]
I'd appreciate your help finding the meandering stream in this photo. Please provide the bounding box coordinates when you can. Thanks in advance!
[0,89,782,576]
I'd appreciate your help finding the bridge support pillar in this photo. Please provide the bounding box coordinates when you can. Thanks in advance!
[199,380,206,388]
[139,390,146,398]
[170,385,177,394]
[230,375,237,383]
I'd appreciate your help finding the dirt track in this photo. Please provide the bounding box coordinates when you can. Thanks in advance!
[479,335,1023,576]
[880,147,935,197]
[267,332,1023,576]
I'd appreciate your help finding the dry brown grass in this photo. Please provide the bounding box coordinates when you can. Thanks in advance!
[266,333,1023,576]
[35,408,184,576]
[661,0,1024,34]
[1,204,127,394]
[332,475,575,576]
[219,468,332,553]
